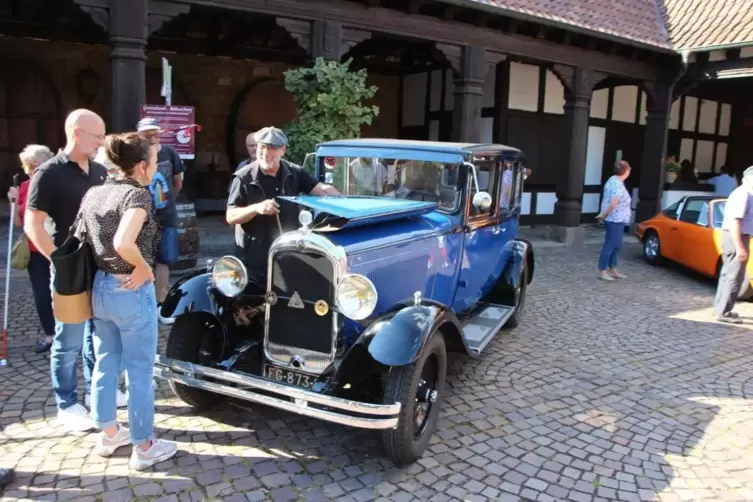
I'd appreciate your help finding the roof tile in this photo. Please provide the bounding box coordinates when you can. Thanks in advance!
[457,0,753,52]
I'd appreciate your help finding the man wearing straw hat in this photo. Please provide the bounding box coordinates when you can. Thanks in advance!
[226,127,338,290]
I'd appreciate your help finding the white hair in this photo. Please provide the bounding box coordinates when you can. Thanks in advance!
[18,144,54,172]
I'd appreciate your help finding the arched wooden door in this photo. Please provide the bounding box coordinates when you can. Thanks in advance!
[0,59,63,197]
[227,79,297,168]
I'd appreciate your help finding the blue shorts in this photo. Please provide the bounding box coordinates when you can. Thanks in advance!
[157,226,179,265]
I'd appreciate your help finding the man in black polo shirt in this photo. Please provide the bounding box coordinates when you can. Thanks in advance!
[24,109,112,432]
[226,127,339,290]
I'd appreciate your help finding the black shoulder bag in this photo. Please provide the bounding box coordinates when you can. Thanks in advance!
[49,210,97,324]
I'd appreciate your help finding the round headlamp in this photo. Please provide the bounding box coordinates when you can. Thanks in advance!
[212,256,248,297]
[335,274,378,320]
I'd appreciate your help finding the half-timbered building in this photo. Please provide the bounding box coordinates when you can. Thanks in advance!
[1,0,752,240]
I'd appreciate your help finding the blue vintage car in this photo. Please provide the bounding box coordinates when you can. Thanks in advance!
[155,139,534,465]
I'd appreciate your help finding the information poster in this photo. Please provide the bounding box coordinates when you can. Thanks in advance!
[140,105,197,160]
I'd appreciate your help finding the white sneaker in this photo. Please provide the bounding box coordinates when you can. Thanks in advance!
[129,439,178,471]
[85,389,128,409]
[94,426,131,457]
[56,403,94,432]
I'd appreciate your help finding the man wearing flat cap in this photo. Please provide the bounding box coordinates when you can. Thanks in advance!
[226,126,338,289]
[714,166,753,323]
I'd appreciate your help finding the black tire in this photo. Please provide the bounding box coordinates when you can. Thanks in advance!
[504,262,527,329]
[165,316,222,410]
[381,333,447,466]
[642,230,662,266]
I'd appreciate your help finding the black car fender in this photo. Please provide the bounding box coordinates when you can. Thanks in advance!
[363,299,469,366]
[160,270,221,319]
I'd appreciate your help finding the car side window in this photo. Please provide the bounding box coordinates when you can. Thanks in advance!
[678,199,710,227]
[662,201,681,219]
[469,160,497,218]
[712,201,725,228]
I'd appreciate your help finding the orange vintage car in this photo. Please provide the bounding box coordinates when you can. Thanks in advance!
[635,195,753,299]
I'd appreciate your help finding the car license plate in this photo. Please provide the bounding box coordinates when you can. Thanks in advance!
[262,364,313,389]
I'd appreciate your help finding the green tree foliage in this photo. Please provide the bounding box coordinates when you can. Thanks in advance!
[283,58,380,169]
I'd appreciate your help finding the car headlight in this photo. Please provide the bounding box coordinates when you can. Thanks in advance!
[335,274,378,320]
[212,256,248,297]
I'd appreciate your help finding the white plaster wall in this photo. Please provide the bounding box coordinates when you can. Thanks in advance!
[709,50,726,61]
[680,138,694,163]
[536,193,557,215]
[585,126,606,186]
[508,62,539,112]
[695,140,715,173]
[543,70,565,115]
[401,72,427,126]
[590,88,609,119]
[521,192,532,215]
[612,86,639,123]
[683,96,698,131]
[582,193,600,214]
[719,103,731,136]
[698,99,718,134]
[639,91,647,125]
[669,99,681,130]
[716,143,728,168]
[480,117,494,143]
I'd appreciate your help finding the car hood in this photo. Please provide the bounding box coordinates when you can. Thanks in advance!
[279,195,438,231]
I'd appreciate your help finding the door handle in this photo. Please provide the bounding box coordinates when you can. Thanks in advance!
[492,227,501,235]
[671,227,678,231]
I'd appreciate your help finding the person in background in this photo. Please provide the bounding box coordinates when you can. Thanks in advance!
[596,160,632,281]
[713,166,753,324]
[677,159,697,183]
[6,145,56,353]
[707,164,738,197]
[80,132,177,470]
[7,147,54,351]
[25,109,126,432]
[94,146,119,178]
[136,118,184,325]
[229,131,258,193]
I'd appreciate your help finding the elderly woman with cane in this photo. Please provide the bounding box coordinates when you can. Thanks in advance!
[6,145,56,353]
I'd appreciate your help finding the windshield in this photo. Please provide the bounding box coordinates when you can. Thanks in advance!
[319,157,461,211]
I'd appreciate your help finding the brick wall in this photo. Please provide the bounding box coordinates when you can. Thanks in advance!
[0,36,399,206]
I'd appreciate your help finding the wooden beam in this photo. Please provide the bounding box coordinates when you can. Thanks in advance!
[688,57,753,80]
[174,0,662,80]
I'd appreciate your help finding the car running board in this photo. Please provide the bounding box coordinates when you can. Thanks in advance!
[460,303,514,356]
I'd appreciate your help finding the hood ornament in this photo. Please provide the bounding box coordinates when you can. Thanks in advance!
[414,291,423,306]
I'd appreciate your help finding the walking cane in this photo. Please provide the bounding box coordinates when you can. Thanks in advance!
[0,175,18,367]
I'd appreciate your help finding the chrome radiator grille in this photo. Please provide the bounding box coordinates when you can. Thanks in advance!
[264,248,337,374]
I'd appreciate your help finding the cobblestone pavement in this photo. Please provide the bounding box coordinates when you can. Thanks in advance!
[2,225,753,502]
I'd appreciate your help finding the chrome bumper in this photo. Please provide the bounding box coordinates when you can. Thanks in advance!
[153,355,401,430]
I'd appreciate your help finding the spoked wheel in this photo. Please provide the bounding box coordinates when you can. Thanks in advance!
[412,356,438,437]
[381,333,447,466]
[642,231,662,266]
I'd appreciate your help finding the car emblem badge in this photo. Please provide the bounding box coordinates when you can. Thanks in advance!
[314,300,329,316]
[288,291,304,309]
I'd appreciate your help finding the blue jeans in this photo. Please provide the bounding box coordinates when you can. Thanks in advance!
[157,226,179,265]
[28,252,54,336]
[91,271,157,444]
[50,267,95,410]
[599,221,626,271]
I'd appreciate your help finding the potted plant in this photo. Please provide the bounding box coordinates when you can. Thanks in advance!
[283,57,379,185]
[665,157,681,183]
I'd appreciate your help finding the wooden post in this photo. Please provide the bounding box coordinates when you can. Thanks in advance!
[636,83,672,223]
[452,45,485,143]
[109,0,148,132]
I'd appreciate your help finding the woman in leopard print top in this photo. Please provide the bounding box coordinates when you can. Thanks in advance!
[78,132,178,471]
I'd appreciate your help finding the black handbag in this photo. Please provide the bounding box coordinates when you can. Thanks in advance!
[49,211,97,324]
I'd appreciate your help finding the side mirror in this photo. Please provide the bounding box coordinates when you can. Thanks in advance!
[473,191,493,211]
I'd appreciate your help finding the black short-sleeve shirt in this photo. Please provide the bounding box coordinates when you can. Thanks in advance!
[26,152,108,247]
[227,160,319,283]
